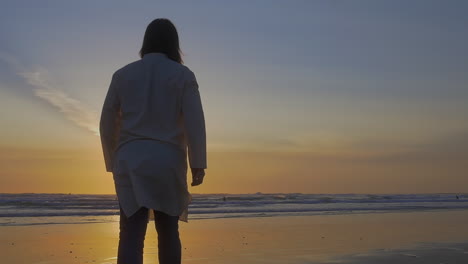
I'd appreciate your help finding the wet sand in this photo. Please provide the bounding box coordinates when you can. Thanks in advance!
[1,210,468,263]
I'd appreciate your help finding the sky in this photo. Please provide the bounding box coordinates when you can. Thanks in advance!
[0,0,467,194]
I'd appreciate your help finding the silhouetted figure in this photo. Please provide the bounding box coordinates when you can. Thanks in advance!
[100,18,207,264]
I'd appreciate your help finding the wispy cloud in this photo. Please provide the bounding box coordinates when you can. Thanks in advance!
[0,53,99,135]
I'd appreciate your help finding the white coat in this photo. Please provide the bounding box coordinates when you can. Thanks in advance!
[99,52,207,223]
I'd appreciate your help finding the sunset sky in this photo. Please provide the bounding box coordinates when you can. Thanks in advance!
[0,1,467,194]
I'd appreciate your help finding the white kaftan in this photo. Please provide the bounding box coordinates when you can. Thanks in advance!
[99,52,206,223]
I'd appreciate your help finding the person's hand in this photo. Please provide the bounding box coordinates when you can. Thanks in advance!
[190,168,205,186]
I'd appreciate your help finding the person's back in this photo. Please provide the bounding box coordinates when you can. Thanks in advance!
[114,53,200,156]
[100,52,206,173]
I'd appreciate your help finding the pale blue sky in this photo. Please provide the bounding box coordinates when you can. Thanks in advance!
[1,0,467,152]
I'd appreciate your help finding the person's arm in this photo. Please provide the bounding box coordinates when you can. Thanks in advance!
[99,72,122,172]
[182,69,207,170]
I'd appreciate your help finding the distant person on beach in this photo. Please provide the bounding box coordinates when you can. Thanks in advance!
[99,18,207,264]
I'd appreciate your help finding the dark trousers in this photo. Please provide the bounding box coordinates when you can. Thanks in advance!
[117,204,181,264]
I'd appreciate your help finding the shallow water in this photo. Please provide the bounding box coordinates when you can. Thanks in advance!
[1,192,467,225]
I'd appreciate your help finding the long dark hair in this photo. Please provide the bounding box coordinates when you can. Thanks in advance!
[139,18,183,64]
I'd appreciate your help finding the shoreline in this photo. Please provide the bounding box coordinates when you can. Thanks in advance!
[3,207,468,227]
[1,210,468,263]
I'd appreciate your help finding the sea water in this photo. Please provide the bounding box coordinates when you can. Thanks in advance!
[0,193,467,226]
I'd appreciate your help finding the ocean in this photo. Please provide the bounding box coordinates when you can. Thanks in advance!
[0,193,467,226]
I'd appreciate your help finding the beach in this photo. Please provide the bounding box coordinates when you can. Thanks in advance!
[2,2,468,263]
[2,209,468,264]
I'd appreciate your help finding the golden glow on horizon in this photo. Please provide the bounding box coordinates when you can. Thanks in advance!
[0,143,466,194]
